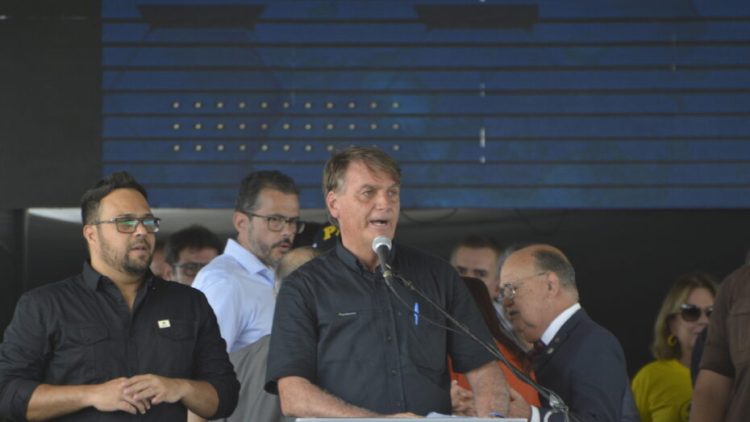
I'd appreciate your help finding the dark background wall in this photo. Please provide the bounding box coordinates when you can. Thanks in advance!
[0,0,100,355]
[2,0,750,383]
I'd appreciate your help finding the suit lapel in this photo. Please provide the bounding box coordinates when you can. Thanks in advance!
[533,308,586,370]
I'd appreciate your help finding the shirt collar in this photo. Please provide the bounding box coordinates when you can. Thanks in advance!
[335,237,395,275]
[540,302,581,346]
[224,238,275,282]
[81,260,155,291]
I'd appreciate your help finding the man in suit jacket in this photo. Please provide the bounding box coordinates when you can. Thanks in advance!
[500,244,635,422]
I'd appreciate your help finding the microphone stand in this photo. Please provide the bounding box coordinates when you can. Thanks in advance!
[390,271,580,422]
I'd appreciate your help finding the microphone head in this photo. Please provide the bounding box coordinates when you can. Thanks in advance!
[372,236,392,253]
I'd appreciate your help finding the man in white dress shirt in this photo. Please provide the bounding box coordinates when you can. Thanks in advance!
[193,170,302,353]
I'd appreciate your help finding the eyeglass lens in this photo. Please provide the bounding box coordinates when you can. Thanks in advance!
[680,304,712,322]
[254,214,305,234]
[116,218,160,233]
[176,263,205,277]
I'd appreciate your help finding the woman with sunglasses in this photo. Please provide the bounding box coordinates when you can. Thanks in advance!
[631,272,718,422]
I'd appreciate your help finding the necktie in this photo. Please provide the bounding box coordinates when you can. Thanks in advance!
[530,340,546,357]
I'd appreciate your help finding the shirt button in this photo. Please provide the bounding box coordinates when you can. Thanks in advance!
[386,335,392,342]
[391,369,397,376]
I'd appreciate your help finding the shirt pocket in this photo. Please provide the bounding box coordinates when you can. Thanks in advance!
[318,309,378,364]
[153,319,197,376]
[405,307,446,372]
[60,324,109,381]
[728,303,750,362]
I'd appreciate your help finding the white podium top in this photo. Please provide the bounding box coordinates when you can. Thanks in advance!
[296,418,526,422]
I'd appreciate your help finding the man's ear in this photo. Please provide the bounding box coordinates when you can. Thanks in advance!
[232,211,247,234]
[546,271,562,296]
[82,224,97,246]
[325,191,339,220]
[162,265,174,282]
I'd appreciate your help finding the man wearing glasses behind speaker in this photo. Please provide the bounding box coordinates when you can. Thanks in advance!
[162,225,223,286]
[192,170,302,354]
[0,172,239,421]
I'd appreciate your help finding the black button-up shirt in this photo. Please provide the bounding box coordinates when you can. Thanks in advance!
[0,262,239,421]
[265,241,495,415]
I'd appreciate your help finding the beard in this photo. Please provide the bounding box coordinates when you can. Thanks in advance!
[246,226,292,269]
[99,235,152,277]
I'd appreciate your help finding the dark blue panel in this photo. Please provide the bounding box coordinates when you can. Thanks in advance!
[143,185,750,209]
[103,116,750,138]
[102,140,750,162]
[102,70,750,91]
[104,93,750,114]
[107,162,750,187]
[102,0,750,20]
[103,46,750,67]
[102,22,750,44]
[401,186,750,209]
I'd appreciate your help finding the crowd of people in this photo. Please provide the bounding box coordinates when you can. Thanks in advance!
[0,145,747,421]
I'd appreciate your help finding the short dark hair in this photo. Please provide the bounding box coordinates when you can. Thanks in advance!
[80,171,148,225]
[532,249,576,289]
[234,170,299,213]
[164,225,224,266]
[322,146,401,225]
[323,146,401,197]
[451,235,503,274]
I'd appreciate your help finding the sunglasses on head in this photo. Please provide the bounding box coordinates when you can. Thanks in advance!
[680,303,713,322]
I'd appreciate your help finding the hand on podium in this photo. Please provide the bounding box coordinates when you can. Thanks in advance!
[509,388,531,419]
[388,412,421,418]
[450,380,476,416]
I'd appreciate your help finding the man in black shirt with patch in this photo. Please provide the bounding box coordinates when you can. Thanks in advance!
[266,147,515,418]
[0,172,239,421]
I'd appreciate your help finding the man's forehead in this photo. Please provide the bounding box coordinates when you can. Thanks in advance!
[455,247,498,266]
[254,188,300,212]
[344,161,398,186]
[179,246,219,260]
[500,252,534,278]
[458,246,498,258]
[99,188,152,216]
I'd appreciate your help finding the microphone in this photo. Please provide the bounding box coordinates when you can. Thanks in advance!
[371,236,394,284]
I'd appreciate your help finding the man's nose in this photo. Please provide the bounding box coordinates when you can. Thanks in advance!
[132,220,149,236]
[279,221,296,238]
[375,190,393,208]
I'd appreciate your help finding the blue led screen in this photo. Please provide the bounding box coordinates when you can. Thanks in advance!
[102,0,750,208]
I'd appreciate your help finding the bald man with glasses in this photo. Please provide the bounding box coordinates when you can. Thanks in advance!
[499,244,636,422]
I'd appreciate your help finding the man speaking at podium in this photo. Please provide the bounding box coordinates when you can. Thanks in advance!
[266,147,514,418]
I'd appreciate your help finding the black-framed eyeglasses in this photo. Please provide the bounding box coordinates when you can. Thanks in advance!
[679,303,713,322]
[246,212,305,234]
[91,216,161,233]
[173,262,207,277]
[498,271,549,301]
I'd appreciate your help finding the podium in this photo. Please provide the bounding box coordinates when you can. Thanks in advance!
[297,418,526,421]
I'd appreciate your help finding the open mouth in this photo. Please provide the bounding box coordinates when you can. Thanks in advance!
[369,218,390,228]
[277,243,291,250]
[130,243,149,252]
